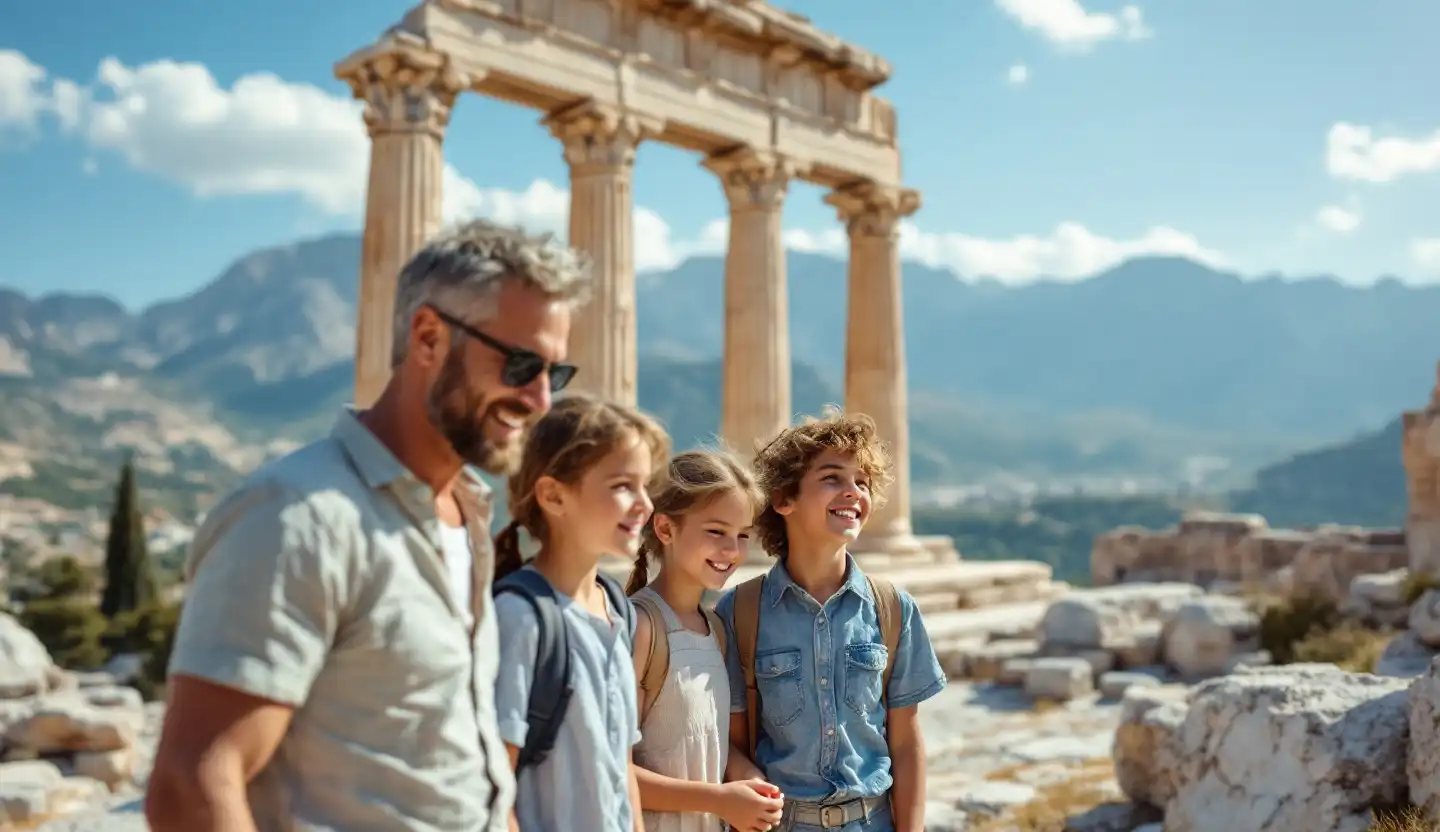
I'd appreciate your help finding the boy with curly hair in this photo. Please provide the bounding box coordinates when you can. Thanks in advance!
[714,412,945,832]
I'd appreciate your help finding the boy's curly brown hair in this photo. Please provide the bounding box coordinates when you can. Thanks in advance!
[752,409,894,559]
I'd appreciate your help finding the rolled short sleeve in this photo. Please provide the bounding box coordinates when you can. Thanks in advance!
[713,591,746,714]
[168,483,342,707]
[493,593,541,748]
[884,590,947,711]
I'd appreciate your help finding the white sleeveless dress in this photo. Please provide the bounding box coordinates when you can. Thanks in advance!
[631,586,731,832]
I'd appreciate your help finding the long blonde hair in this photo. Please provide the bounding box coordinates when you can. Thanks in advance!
[494,395,671,580]
[626,448,764,595]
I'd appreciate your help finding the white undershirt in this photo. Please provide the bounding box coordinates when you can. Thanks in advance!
[438,523,474,627]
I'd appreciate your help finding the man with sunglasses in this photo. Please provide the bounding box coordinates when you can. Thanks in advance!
[146,220,590,832]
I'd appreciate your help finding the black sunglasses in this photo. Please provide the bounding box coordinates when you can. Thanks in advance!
[428,306,578,393]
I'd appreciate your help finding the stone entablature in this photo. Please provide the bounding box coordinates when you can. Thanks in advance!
[1092,511,1406,601]
[361,0,901,186]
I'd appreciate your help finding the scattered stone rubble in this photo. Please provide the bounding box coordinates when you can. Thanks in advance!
[1093,510,1409,603]
[0,614,156,828]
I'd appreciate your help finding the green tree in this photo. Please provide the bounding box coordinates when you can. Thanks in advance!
[100,457,156,619]
[29,555,95,600]
[19,598,109,670]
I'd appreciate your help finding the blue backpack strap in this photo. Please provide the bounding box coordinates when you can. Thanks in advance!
[493,569,572,770]
[597,571,635,646]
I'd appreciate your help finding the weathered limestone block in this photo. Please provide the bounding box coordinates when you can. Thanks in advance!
[0,615,55,700]
[1024,657,1093,700]
[1290,537,1350,602]
[962,639,1037,681]
[1038,584,1202,651]
[1112,620,1162,668]
[997,658,1033,686]
[1168,664,1410,832]
[1238,530,1315,584]
[1406,654,1440,818]
[1345,567,1411,626]
[1411,588,1440,648]
[6,697,138,754]
[1112,684,1188,808]
[1176,511,1267,586]
[1376,630,1436,678]
[0,760,65,824]
[1099,670,1161,700]
[1160,595,1260,681]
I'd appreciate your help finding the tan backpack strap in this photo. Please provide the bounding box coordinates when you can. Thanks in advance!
[867,576,903,702]
[702,607,727,662]
[631,594,670,726]
[732,575,766,759]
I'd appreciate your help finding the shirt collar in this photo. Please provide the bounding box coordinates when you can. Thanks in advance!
[765,551,869,608]
[330,407,494,511]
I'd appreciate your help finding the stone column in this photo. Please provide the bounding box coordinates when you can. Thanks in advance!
[337,40,468,408]
[702,148,798,456]
[826,181,927,562]
[544,101,659,406]
[1403,361,1440,577]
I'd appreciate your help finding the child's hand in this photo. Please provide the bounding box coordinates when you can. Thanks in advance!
[715,778,783,831]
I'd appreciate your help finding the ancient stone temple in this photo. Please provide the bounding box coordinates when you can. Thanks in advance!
[1403,361,1440,576]
[336,0,933,560]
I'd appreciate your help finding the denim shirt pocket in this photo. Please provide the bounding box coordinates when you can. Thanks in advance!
[842,643,889,717]
[755,647,806,728]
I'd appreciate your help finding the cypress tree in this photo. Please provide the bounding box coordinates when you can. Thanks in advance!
[100,457,156,618]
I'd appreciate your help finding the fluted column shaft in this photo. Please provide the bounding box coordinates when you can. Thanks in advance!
[546,102,658,406]
[703,148,797,456]
[340,47,467,407]
[827,181,924,560]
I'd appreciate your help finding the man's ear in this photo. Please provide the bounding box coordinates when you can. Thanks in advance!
[772,491,795,517]
[533,475,567,517]
[652,514,678,546]
[408,306,449,368]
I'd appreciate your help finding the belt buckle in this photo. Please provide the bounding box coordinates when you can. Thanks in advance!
[820,805,845,828]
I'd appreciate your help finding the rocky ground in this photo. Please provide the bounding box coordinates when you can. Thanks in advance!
[17,678,1146,832]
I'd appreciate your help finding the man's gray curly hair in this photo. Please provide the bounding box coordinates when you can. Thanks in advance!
[390,219,592,365]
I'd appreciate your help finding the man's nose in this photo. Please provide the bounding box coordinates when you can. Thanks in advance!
[514,372,551,413]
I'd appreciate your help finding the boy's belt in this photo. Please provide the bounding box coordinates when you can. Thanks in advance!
[786,795,888,829]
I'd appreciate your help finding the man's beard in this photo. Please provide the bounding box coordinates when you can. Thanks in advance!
[426,350,530,476]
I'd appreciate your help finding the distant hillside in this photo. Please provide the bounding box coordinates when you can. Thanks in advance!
[1229,417,1407,529]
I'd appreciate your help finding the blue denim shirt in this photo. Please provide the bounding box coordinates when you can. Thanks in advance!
[715,555,946,804]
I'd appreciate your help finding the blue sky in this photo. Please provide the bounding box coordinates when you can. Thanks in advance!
[3,0,1439,309]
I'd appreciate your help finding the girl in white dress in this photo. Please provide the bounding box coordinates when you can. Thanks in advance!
[627,450,785,832]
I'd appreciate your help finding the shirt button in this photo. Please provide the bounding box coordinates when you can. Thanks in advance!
[819,678,828,686]
[827,729,835,736]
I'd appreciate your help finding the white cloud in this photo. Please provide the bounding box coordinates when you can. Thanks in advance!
[0,50,55,135]
[2,49,1222,283]
[1316,205,1360,234]
[1413,239,1440,275]
[995,0,1150,49]
[1327,122,1440,184]
[1007,64,1029,85]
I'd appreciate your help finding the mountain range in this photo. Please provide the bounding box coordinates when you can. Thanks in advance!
[1,232,1437,516]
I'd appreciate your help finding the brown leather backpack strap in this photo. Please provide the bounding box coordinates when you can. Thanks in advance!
[702,606,727,662]
[732,575,766,759]
[866,576,903,702]
[631,594,669,726]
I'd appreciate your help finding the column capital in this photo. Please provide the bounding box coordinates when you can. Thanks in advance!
[544,100,663,174]
[824,180,922,240]
[702,147,802,211]
[336,34,472,139]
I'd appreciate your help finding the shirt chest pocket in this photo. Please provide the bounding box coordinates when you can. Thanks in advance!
[843,643,888,717]
[755,647,806,728]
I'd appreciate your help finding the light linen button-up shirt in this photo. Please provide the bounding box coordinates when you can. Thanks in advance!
[169,409,516,831]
